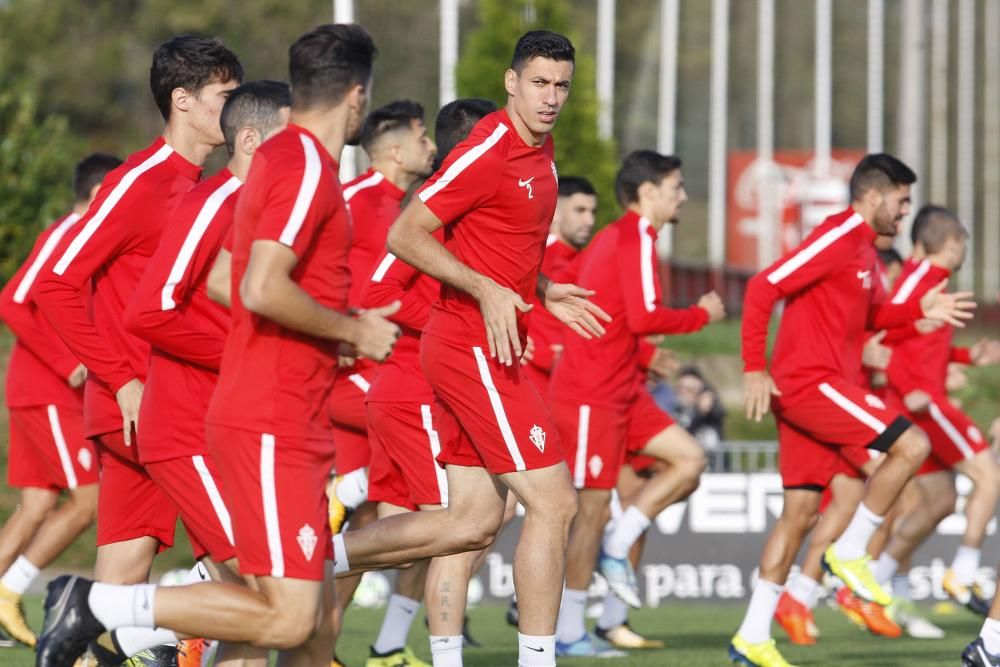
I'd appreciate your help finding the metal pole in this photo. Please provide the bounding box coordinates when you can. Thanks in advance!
[657,0,680,258]
[983,0,1000,296]
[929,0,949,205]
[814,0,832,177]
[596,0,616,140]
[334,0,358,182]
[708,0,729,269]
[957,0,975,292]
[867,0,884,152]
[897,0,926,254]
[757,0,777,267]
[439,0,459,107]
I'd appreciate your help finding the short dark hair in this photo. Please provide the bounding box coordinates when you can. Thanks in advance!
[848,153,917,202]
[911,204,967,254]
[289,24,377,110]
[150,36,243,121]
[558,176,596,199]
[433,98,498,169]
[73,153,123,202]
[510,30,575,72]
[877,246,904,268]
[360,100,425,154]
[220,80,291,156]
[615,150,683,206]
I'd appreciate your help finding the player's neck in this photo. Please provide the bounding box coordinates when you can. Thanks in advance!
[161,123,218,167]
[505,101,547,147]
[226,153,251,183]
[71,201,90,216]
[370,161,415,192]
[850,201,878,229]
[290,107,350,163]
[628,204,665,231]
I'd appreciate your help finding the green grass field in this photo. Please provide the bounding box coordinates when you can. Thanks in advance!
[0,596,987,665]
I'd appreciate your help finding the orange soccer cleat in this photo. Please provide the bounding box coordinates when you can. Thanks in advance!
[774,592,817,645]
[177,638,207,667]
[835,587,901,638]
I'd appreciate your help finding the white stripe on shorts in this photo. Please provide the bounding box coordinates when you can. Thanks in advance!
[573,405,591,488]
[471,346,526,471]
[260,434,284,577]
[46,405,78,489]
[818,382,887,434]
[928,401,976,460]
[348,373,371,393]
[420,404,449,507]
[191,455,235,545]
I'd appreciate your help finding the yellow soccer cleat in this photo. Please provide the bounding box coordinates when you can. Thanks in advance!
[0,582,36,647]
[943,569,991,616]
[728,634,799,667]
[821,546,891,606]
[327,475,354,535]
[595,622,665,649]
[365,645,431,667]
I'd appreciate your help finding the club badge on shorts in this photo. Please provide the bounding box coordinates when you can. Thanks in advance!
[297,524,318,561]
[529,424,546,452]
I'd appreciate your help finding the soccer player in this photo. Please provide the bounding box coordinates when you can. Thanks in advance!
[871,206,1000,617]
[33,37,243,590]
[327,30,610,667]
[0,153,121,647]
[730,153,975,667]
[549,151,725,656]
[34,24,400,667]
[360,96,498,667]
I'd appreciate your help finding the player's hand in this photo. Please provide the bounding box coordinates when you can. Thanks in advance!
[920,279,976,327]
[337,354,357,369]
[914,318,945,334]
[989,417,1000,448]
[67,364,87,389]
[697,291,726,323]
[115,378,144,446]
[647,347,680,380]
[544,282,612,341]
[862,330,892,370]
[744,370,781,422]
[520,335,536,365]
[478,279,532,366]
[353,302,401,363]
[971,338,1000,366]
[903,389,932,413]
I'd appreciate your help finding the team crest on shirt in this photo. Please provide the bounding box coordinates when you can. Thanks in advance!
[297,524,318,561]
[969,426,984,443]
[588,455,604,479]
[529,424,546,452]
[864,394,886,410]
[77,448,92,472]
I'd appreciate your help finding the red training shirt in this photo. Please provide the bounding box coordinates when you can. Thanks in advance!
[524,235,582,374]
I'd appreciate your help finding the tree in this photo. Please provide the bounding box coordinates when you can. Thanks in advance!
[456,0,620,226]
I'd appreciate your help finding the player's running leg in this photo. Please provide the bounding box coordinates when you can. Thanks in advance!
[424,535,483,667]
[963,588,1000,666]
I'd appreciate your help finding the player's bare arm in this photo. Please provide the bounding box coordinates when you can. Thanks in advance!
[206,248,231,308]
[743,369,781,423]
[538,276,611,340]
[241,239,400,361]
[388,198,531,366]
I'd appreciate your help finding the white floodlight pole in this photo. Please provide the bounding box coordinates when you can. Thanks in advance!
[983,0,1000,295]
[334,0,358,182]
[867,0,884,152]
[596,0,616,140]
[440,0,459,107]
[897,0,926,254]
[814,0,832,177]
[957,0,975,292]
[757,0,777,267]
[708,0,729,271]
[929,0,949,205]
[657,0,680,258]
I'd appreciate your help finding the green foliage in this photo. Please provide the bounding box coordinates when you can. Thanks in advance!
[0,90,80,282]
[456,0,620,226]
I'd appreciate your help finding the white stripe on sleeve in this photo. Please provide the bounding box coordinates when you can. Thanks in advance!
[638,217,657,312]
[890,259,932,305]
[13,213,81,303]
[370,253,397,283]
[766,213,864,285]
[419,124,507,203]
[278,134,323,247]
[343,171,384,202]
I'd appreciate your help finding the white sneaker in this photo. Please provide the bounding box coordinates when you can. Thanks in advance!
[904,616,946,639]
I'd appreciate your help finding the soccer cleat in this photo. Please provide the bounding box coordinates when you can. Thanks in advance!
[963,637,1000,667]
[595,622,665,649]
[177,638,206,667]
[505,599,519,627]
[555,633,628,658]
[888,597,945,639]
[835,587,901,638]
[821,546,891,606]
[331,655,347,667]
[0,581,37,646]
[0,626,16,648]
[89,631,128,665]
[365,645,430,667]
[36,575,107,667]
[774,592,816,645]
[327,476,354,535]
[122,645,179,666]
[944,569,991,616]
[597,549,642,609]
[728,634,798,667]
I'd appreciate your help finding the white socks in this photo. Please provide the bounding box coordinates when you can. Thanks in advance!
[786,573,819,609]
[0,556,39,595]
[114,626,178,657]
[597,592,629,630]
[87,583,157,630]
[430,635,463,667]
[737,579,783,644]
[834,503,883,561]
[336,468,369,509]
[555,589,587,644]
[518,633,555,667]
[373,594,421,654]
[892,573,911,600]
[332,533,350,575]
[873,553,899,586]
[603,506,651,560]
[952,545,981,585]
[981,618,1000,654]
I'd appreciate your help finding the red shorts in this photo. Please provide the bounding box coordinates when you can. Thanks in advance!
[774,379,911,490]
[521,362,551,398]
[913,399,988,475]
[93,430,177,548]
[554,391,675,490]
[145,455,237,563]
[367,401,455,510]
[208,425,335,580]
[7,405,98,491]
[329,370,374,475]
[420,335,565,475]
